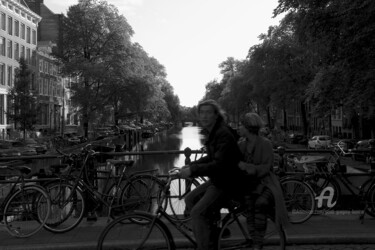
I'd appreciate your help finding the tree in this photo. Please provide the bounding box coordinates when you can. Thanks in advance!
[160,80,181,123]
[55,0,134,137]
[7,58,38,139]
[275,0,375,134]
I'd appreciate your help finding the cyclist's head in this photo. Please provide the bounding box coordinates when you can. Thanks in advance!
[240,112,264,135]
[198,99,225,123]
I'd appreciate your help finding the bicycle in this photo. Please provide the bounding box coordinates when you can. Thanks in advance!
[0,161,51,237]
[279,176,316,224]
[280,148,375,223]
[303,159,375,221]
[43,144,164,233]
[97,168,286,250]
[161,148,208,222]
[275,148,339,224]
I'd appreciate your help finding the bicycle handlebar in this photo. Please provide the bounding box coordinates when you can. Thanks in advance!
[168,167,181,178]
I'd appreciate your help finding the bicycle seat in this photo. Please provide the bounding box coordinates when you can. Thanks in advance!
[106,159,134,168]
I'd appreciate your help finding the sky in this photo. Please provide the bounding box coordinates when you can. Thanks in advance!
[44,0,283,107]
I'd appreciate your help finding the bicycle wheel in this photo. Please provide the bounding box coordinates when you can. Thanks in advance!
[162,177,200,222]
[218,211,286,250]
[97,211,175,250]
[281,178,315,224]
[120,175,164,214]
[4,185,51,238]
[43,182,86,233]
[365,183,375,217]
[304,174,340,212]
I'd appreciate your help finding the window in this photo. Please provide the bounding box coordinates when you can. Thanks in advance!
[43,60,47,72]
[32,29,36,44]
[0,94,4,125]
[0,37,5,56]
[21,23,25,39]
[14,20,19,36]
[0,12,5,31]
[43,78,47,95]
[14,42,19,60]
[7,65,11,86]
[0,64,4,85]
[26,47,30,64]
[7,16,12,35]
[20,45,25,58]
[31,50,36,66]
[39,59,43,72]
[6,96,11,125]
[39,78,43,94]
[26,26,30,43]
[48,79,52,96]
[7,40,12,58]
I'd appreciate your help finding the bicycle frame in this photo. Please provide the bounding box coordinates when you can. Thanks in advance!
[304,169,375,213]
[0,174,25,213]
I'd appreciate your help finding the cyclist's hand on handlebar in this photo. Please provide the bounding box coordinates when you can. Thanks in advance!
[179,167,191,178]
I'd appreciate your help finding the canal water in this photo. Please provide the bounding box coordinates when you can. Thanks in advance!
[26,123,204,178]
[132,123,205,175]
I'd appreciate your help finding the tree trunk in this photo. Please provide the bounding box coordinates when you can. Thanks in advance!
[267,106,272,128]
[283,107,287,132]
[300,101,309,136]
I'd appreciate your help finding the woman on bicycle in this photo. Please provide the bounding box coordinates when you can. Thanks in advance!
[237,112,289,250]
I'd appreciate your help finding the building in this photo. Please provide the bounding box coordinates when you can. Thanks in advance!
[0,0,41,139]
[24,0,72,135]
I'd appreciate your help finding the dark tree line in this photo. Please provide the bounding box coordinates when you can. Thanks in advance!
[200,0,375,137]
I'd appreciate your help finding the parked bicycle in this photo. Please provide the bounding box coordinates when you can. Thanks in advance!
[97,168,286,250]
[279,148,375,223]
[0,161,51,237]
[43,144,164,233]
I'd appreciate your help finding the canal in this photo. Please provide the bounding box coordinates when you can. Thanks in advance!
[25,123,204,178]
[132,123,205,175]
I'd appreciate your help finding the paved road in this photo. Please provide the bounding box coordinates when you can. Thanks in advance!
[0,213,375,250]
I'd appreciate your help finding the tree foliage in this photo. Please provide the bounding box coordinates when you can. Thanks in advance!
[7,58,38,138]
[55,0,180,134]
[200,0,375,136]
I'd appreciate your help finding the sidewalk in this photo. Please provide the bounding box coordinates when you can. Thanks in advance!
[1,213,375,250]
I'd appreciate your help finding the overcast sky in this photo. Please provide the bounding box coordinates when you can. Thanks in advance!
[44,0,282,107]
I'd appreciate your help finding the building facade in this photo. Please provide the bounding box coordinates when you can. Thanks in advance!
[0,0,41,139]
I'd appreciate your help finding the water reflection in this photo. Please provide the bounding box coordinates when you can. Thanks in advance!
[134,124,204,175]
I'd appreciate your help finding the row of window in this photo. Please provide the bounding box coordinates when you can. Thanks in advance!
[0,94,58,126]
[39,59,59,76]
[1,12,37,45]
[1,62,64,97]
[0,63,12,86]
[0,36,37,66]
[1,0,38,23]
[39,77,64,98]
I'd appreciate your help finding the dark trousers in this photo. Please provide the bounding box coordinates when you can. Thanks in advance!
[185,181,224,250]
[245,186,274,248]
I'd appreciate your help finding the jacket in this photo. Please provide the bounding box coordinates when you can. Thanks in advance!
[238,135,290,228]
[189,119,243,191]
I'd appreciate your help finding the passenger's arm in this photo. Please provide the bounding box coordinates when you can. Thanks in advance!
[238,139,274,178]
